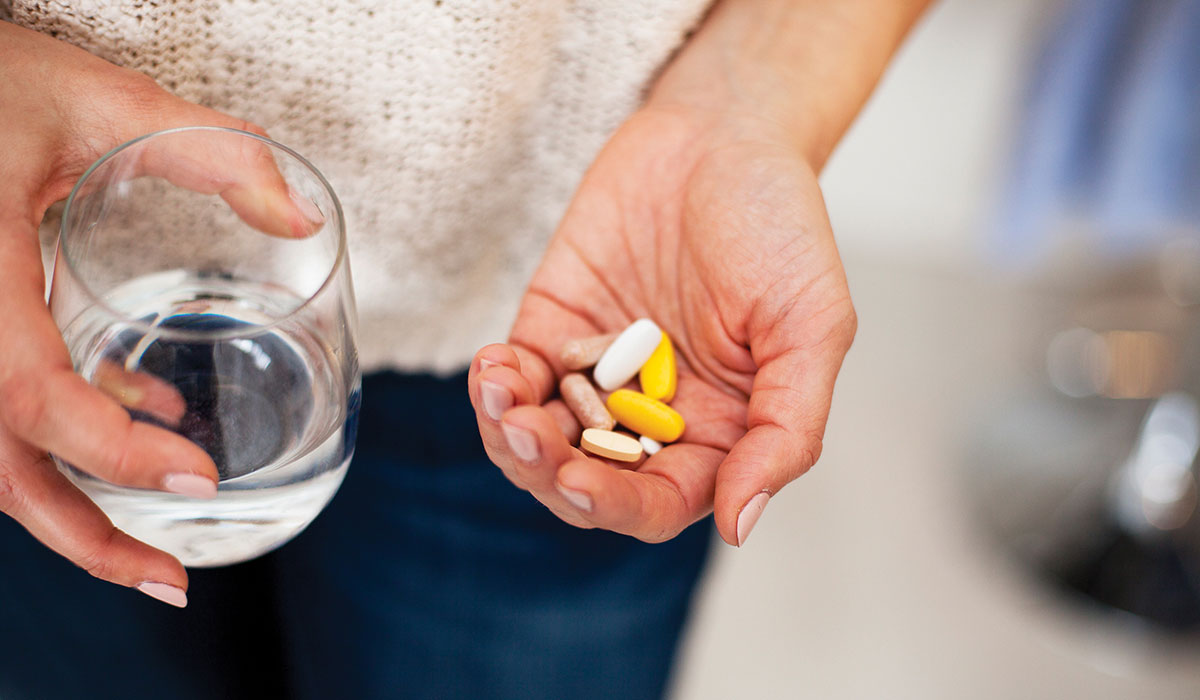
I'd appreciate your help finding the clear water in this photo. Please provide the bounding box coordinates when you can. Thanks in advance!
[57,271,359,567]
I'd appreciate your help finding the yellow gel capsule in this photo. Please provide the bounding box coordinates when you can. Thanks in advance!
[639,332,677,402]
[606,389,685,443]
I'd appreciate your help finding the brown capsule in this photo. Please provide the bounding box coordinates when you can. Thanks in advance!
[559,373,615,431]
[560,332,619,370]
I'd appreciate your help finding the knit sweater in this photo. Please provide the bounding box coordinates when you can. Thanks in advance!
[3,0,710,373]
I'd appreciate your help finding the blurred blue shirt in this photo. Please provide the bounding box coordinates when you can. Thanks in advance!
[996,0,1200,261]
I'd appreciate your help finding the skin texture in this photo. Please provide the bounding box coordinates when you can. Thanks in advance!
[468,106,855,545]
[468,0,934,546]
[0,22,315,602]
[0,0,933,601]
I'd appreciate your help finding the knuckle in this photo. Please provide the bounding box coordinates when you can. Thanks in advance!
[841,302,859,344]
[230,126,279,174]
[102,69,170,124]
[0,469,20,513]
[98,424,137,485]
[55,67,167,165]
[78,527,122,582]
[118,68,166,102]
[233,120,270,138]
[795,433,824,474]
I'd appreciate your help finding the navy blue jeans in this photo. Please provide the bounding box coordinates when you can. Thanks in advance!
[0,371,712,699]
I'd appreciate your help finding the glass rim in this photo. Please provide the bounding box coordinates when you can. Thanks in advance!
[58,125,348,343]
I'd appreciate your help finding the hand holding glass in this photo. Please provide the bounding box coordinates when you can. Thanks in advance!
[50,127,360,567]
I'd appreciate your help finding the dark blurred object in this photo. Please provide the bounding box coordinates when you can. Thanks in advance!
[962,0,1200,637]
[962,262,1200,633]
[1052,392,1200,632]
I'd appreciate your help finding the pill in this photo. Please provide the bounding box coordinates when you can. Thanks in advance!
[638,332,677,402]
[639,435,662,455]
[560,332,619,370]
[593,318,662,391]
[560,373,615,430]
[606,389,685,443]
[580,428,644,462]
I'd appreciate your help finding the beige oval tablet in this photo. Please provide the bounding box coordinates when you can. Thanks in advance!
[580,428,643,463]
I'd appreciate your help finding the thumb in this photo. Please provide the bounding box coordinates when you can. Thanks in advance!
[713,301,857,547]
[116,95,325,239]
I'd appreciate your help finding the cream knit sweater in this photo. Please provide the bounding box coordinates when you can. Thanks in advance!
[3,0,710,373]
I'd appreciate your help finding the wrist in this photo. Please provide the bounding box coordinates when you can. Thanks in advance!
[646,0,932,172]
[645,52,824,170]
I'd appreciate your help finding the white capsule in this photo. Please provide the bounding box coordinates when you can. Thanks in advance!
[639,435,663,455]
[593,318,662,391]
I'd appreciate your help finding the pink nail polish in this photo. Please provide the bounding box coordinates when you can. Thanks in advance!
[556,483,593,512]
[136,581,188,608]
[480,381,513,421]
[736,492,771,546]
[163,473,218,499]
[288,186,325,226]
[502,422,540,462]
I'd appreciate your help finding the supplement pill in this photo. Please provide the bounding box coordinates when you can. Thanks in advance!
[560,373,615,430]
[639,435,663,456]
[593,319,662,391]
[606,389,685,443]
[580,428,643,462]
[638,332,677,402]
[560,332,619,370]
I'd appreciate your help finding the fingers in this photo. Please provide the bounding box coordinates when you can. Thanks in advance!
[0,427,189,605]
[117,98,325,239]
[0,218,218,495]
[469,344,721,541]
[14,25,321,239]
[507,287,615,404]
[93,361,188,427]
[468,348,591,527]
[555,443,725,542]
[712,303,857,546]
[132,116,325,239]
[543,399,583,446]
[54,74,325,239]
[2,369,218,495]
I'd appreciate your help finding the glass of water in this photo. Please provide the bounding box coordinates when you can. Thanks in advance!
[49,126,360,567]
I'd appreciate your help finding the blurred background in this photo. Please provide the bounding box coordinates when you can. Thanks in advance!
[668,0,1200,697]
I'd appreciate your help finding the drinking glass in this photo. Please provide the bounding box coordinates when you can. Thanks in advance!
[49,127,360,567]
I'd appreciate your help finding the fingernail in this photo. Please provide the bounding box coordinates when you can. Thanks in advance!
[736,492,771,547]
[163,473,218,499]
[136,581,188,608]
[479,358,500,372]
[105,383,144,407]
[117,385,146,406]
[502,422,540,462]
[556,483,593,512]
[480,381,513,421]
[288,186,325,227]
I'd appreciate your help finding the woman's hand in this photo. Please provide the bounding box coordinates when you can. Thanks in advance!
[468,0,930,547]
[0,22,311,605]
[469,104,855,546]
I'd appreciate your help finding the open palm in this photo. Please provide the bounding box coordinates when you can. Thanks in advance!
[469,105,856,546]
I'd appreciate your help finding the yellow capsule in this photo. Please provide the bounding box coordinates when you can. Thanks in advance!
[639,332,677,402]
[606,389,685,443]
